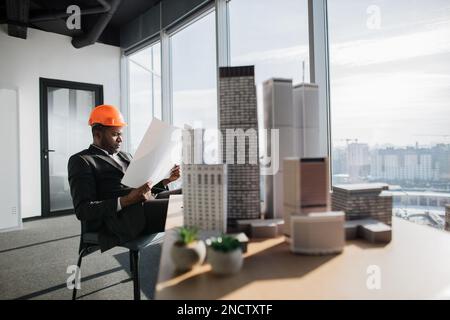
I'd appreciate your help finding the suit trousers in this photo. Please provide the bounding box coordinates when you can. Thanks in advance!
[105,189,182,245]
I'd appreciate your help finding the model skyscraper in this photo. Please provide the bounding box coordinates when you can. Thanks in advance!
[182,164,228,233]
[293,83,327,158]
[218,66,260,223]
[263,78,299,219]
[263,79,327,219]
[182,125,204,165]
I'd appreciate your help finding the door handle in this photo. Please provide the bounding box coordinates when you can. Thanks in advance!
[43,149,55,160]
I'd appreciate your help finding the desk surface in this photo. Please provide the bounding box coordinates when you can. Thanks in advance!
[156,195,450,299]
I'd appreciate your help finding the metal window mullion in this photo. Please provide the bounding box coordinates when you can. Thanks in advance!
[120,53,130,153]
[150,47,155,118]
[160,30,172,124]
[308,0,332,181]
[215,0,230,129]
[216,0,230,68]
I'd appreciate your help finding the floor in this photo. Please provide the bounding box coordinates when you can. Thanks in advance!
[0,214,162,300]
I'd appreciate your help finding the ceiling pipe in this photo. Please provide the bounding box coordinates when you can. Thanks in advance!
[71,0,121,49]
[30,0,112,23]
[71,0,121,48]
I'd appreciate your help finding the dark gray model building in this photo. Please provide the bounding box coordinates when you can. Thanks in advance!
[331,183,393,226]
[218,66,261,224]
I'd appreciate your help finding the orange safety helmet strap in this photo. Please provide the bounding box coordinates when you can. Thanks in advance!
[88,105,127,127]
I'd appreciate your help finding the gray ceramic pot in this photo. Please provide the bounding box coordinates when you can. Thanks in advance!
[170,240,206,271]
[208,247,243,275]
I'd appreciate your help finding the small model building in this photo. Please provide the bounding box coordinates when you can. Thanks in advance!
[331,183,393,226]
[345,219,392,243]
[182,164,227,233]
[236,219,284,238]
[283,157,330,236]
[290,211,345,255]
[446,205,450,232]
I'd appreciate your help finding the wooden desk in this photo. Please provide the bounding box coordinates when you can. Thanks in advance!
[157,195,450,299]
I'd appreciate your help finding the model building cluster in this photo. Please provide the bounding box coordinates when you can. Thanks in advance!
[263,78,327,219]
[180,65,393,254]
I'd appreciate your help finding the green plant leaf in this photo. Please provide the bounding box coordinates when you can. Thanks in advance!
[178,226,198,245]
[210,235,241,253]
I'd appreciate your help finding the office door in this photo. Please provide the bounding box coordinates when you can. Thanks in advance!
[40,78,103,216]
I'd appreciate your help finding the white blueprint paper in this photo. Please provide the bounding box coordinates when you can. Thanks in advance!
[121,118,181,188]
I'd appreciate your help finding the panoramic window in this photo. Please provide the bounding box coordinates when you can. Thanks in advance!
[128,41,161,154]
[170,11,217,130]
[328,0,450,229]
[228,0,310,200]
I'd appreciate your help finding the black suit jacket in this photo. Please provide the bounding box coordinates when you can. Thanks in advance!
[67,145,168,251]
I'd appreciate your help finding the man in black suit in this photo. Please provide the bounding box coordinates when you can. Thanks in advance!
[68,105,180,252]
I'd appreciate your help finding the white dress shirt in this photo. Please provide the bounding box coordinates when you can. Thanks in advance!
[91,144,128,212]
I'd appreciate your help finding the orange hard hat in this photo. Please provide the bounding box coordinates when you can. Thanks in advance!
[88,104,127,127]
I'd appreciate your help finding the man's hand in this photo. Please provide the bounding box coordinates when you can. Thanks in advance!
[120,181,153,209]
[163,165,180,186]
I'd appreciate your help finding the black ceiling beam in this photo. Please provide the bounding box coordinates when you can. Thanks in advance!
[6,0,30,39]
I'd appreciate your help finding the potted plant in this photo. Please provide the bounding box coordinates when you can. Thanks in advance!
[207,235,243,275]
[170,226,206,271]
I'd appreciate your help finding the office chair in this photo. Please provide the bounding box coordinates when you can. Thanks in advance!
[72,221,164,300]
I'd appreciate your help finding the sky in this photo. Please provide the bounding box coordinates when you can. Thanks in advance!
[128,0,450,151]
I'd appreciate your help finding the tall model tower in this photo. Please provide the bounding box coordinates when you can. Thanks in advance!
[218,66,261,224]
[182,125,204,165]
[263,78,300,219]
[182,164,228,233]
[293,83,327,158]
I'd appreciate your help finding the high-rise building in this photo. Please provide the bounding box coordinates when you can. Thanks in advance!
[218,66,260,223]
[263,78,299,219]
[182,164,228,233]
[370,146,440,183]
[347,142,370,182]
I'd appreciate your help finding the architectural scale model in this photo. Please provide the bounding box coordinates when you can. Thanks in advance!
[283,157,330,236]
[182,164,228,233]
[218,66,261,223]
[263,78,297,219]
[290,211,345,255]
[331,183,393,226]
[345,219,392,243]
[446,205,450,232]
[181,125,204,165]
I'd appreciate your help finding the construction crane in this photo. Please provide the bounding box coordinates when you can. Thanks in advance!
[336,138,358,147]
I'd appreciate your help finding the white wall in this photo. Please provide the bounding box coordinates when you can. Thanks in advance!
[0,26,122,218]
